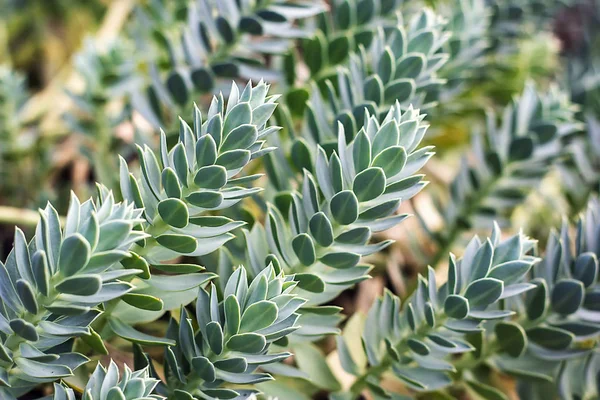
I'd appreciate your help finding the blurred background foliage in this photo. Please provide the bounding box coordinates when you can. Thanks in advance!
[2,0,600,398]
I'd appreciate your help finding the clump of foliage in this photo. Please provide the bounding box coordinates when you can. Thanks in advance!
[1,0,600,399]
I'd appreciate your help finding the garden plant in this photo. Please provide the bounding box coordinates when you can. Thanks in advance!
[1,0,600,399]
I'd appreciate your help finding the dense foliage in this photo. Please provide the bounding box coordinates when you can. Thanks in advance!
[1,0,600,399]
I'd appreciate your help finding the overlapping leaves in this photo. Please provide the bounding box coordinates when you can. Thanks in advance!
[133,264,304,399]
[246,103,433,339]
[0,188,146,391]
[301,8,449,148]
[105,80,278,343]
[491,196,600,398]
[132,0,326,129]
[121,80,278,264]
[298,0,405,81]
[336,227,538,397]
[50,361,163,400]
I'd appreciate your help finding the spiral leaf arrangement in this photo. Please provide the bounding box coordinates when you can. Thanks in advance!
[50,361,163,400]
[336,226,538,397]
[134,264,304,399]
[0,188,146,393]
[423,84,581,265]
[2,0,600,399]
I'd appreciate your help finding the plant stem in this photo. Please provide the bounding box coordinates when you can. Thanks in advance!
[349,315,448,396]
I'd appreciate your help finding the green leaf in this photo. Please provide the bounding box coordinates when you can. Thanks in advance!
[465,380,508,400]
[194,165,227,189]
[110,319,175,346]
[378,48,395,83]
[444,295,469,319]
[353,168,386,202]
[173,389,194,400]
[224,295,241,337]
[149,273,215,291]
[470,240,493,281]
[214,357,248,373]
[551,279,584,315]
[15,357,72,379]
[224,103,252,135]
[58,234,91,277]
[216,150,251,171]
[573,252,598,287]
[527,326,574,350]
[495,321,526,357]
[240,301,278,332]
[464,278,503,307]
[336,335,360,376]
[408,31,434,54]
[106,387,126,400]
[372,146,407,177]
[120,252,151,280]
[206,321,224,355]
[152,263,205,274]
[162,167,182,198]
[239,16,263,35]
[329,34,351,65]
[407,338,430,356]
[122,293,164,311]
[32,250,50,296]
[192,356,216,382]
[9,319,39,341]
[45,303,90,316]
[291,139,313,173]
[212,62,239,78]
[172,143,189,186]
[526,278,547,320]
[363,75,384,105]
[191,67,214,93]
[226,333,266,353]
[320,252,361,269]
[196,135,218,167]
[424,303,435,327]
[294,273,325,293]
[81,328,108,355]
[221,124,258,152]
[294,342,341,391]
[508,137,534,161]
[330,191,359,225]
[396,54,425,79]
[384,79,414,103]
[16,279,38,314]
[309,212,334,247]
[488,260,532,285]
[186,190,224,208]
[216,16,235,44]
[282,91,305,121]
[167,71,188,106]
[292,234,316,266]
[158,198,189,228]
[303,32,326,75]
[56,274,102,296]
[336,227,370,244]
[352,131,371,172]
[156,234,197,253]
[202,389,239,399]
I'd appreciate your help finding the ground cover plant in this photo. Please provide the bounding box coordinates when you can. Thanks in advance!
[1,0,600,399]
